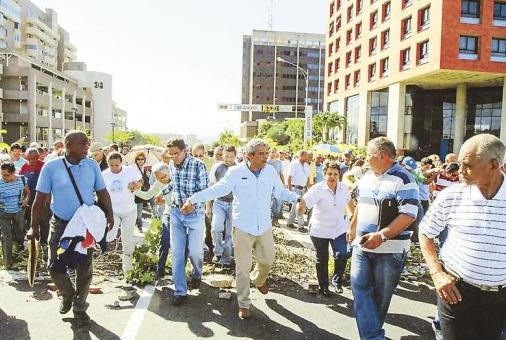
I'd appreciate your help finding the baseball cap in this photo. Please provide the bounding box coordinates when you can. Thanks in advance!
[402,156,417,171]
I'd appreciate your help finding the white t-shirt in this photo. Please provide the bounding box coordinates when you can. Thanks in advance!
[303,182,351,239]
[102,166,142,214]
[280,159,291,183]
[288,160,310,187]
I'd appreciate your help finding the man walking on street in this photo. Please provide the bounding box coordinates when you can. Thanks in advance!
[182,139,299,319]
[167,138,208,306]
[419,134,506,340]
[347,137,419,339]
[287,150,310,231]
[28,130,114,327]
[9,143,27,174]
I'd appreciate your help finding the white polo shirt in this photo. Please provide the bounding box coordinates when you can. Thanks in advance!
[289,160,310,187]
[420,175,506,286]
[303,182,351,239]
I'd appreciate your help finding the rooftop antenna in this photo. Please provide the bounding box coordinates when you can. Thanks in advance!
[268,0,274,30]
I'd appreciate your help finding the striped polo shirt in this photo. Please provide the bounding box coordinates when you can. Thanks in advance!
[0,176,25,213]
[420,176,506,286]
[356,162,419,253]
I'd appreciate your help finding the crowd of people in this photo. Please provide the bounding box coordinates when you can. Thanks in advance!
[0,130,505,339]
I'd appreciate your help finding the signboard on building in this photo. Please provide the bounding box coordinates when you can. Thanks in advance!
[218,103,262,111]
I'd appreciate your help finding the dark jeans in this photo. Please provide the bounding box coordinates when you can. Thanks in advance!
[438,281,506,340]
[157,213,170,275]
[205,212,214,256]
[310,233,349,289]
[0,210,25,268]
[48,215,93,312]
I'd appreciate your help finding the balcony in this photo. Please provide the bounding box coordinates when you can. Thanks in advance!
[26,17,60,40]
[3,89,28,100]
[25,26,56,47]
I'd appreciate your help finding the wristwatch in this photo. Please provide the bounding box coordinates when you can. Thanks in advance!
[379,231,388,243]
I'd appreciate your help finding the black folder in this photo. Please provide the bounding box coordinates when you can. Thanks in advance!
[377,198,399,231]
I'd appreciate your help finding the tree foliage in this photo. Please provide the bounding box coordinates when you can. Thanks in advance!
[312,111,346,143]
[105,129,162,146]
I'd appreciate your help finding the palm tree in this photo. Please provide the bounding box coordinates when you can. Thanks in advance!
[314,112,346,142]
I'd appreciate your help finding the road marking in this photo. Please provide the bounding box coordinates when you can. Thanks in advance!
[121,284,155,340]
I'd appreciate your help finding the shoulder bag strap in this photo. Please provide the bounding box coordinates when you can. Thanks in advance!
[62,158,84,206]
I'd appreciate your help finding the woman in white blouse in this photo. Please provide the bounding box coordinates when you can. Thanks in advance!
[298,160,354,295]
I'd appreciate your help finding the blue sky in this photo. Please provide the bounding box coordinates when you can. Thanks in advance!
[36,0,326,139]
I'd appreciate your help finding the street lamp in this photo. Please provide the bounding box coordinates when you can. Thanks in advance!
[276,56,309,118]
[110,122,116,143]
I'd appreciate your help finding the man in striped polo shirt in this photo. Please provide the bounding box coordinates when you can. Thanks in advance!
[348,137,419,340]
[420,133,506,340]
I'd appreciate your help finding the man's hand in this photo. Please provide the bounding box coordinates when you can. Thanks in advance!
[361,232,383,249]
[127,181,138,192]
[297,203,304,215]
[26,227,40,241]
[346,227,356,244]
[181,199,195,214]
[21,198,29,208]
[154,195,165,205]
[432,270,462,305]
[106,214,114,231]
[159,176,170,185]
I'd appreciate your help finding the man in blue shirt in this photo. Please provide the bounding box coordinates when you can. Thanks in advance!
[0,162,29,269]
[28,131,113,327]
[182,139,299,319]
[166,138,208,306]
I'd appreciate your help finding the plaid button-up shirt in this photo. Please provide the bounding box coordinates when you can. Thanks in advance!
[169,154,209,208]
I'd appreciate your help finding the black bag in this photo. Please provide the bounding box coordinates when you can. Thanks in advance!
[134,165,150,204]
[377,198,416,232]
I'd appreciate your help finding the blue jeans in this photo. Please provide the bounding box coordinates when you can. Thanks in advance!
[170,208,205,297]
[211,199,233,265]
[351,247,407,340]
[271,196,282,220]
[157,213,170,275]
[330,232,350,286]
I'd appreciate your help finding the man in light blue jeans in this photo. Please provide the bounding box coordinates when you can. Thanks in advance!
[348,137,418,340]
[212,199,233,266]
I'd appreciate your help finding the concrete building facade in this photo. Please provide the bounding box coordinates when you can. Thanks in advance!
[325,0,506,158]
[241,30,326,139]
[0,0,126,146]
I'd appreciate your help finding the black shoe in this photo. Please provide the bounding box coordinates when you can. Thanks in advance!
[334,284,343,294]
[172,295,187,306]
[212,255,222,264]
[319,287,331,296]
[156,271,165,279]
[137,225,143,233]
[73,311,91,327]
[298,226,307,233]
[59,300,72,314]
[190,277,201,290]
[287,223,296,229]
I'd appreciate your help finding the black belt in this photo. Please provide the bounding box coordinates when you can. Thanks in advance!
[445,266,505,292]
[172,203,184,209]
[217,198,233,203]
[292,185,304,189]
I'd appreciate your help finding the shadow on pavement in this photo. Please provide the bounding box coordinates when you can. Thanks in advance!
[63,317,120,340]
[8,278,53,300]
[0,308,30,340]
[396,281,436,305]
[148,281,346,340]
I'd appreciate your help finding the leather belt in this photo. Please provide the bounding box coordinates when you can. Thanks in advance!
[445,265,504,292]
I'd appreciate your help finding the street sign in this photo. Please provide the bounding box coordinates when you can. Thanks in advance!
[218,103,262,111]
[262,104,279,113]
[304,106,313,144]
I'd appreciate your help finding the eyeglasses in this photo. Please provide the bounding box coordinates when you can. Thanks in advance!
[326,172,340,177]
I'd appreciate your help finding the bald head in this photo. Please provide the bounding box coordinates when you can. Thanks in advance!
[64,130,90,161]
[65,130,88,146]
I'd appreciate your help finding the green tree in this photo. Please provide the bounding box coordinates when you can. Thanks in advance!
[105,129,135,144]
[215,130,242,147]
[312,111,346,143]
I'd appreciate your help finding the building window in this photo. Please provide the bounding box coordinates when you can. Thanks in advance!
[357,0,363,14]
[380,57,389,77]
[402,16,412,39]
[419,6,430,31]
[345,95,359,145]
[402,0,413,9]
[355,22,362,38]
[327,82,332,96]
[336,0,341,10]
[347,5,354,22]
[461,1,480,18]
[345,74,351,89]
[329,21,335,37]
[381,29,390,49]
[470,100,502,137]
[418,40,429,64]
[369,36,378,55]
[370,10,378,29]
[370,91,388,138]
[491,38,506,61]
[346,29,353,45]
[335,37,341,52]
[328,62,333,76]
[329,43,334,57]
[401,48,411,70]
[494,2,506,22]
[330,1,335,17]
[335,57,340,73]
[382,1,392,21]
[355,46,362,62]
[334,79,339,93]
[459,35,479,59]
[368,63,377,81]
[354,70,360,86]
[336,16,342,30]
[346,51,352,66]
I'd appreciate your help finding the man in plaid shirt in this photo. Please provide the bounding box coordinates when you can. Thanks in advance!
[166,138,209,306]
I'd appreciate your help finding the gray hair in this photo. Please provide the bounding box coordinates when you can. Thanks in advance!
[298,150,308,157]
[462,133,505,164]
[25,147,39,155]
[152,162,170,176]
[244,139,267,155]
[368,137,396,159]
